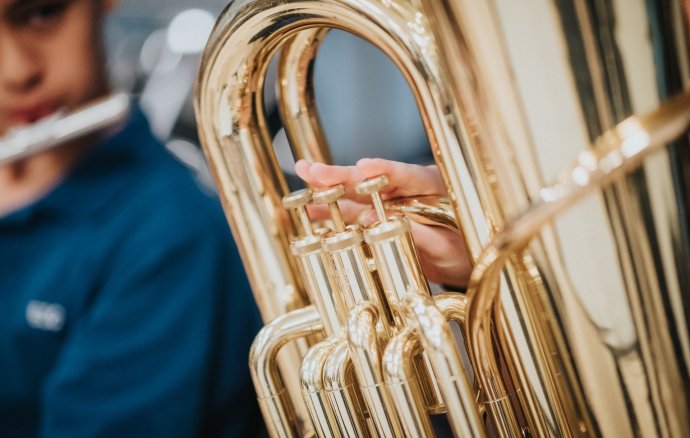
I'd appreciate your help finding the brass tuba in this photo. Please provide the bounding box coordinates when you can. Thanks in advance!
[195,0,690,436]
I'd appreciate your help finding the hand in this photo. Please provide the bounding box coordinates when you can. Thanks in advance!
[295,158,472,288]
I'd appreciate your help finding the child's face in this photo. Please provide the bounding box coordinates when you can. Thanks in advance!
[0,0,112,135]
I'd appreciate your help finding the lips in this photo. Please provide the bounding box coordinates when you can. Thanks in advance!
[7,101,59,126]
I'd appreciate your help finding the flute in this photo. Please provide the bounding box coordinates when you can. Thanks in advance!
[0,93,130,166]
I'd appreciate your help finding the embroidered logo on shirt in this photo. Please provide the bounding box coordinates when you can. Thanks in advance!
[25,300,65,332]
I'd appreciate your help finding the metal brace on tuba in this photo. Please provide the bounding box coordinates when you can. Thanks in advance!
[195,0,690,436]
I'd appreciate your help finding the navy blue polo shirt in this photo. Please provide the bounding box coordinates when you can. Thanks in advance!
[0,108,263,437]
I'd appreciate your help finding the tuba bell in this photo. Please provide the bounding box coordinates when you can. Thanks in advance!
[194,0,690,436]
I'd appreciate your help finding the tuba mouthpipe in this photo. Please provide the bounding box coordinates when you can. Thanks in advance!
[249,306,324,438]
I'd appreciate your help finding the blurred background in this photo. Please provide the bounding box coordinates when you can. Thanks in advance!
[104,0,430,180]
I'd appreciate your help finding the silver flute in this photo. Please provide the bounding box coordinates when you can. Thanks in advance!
[0,93,130,166]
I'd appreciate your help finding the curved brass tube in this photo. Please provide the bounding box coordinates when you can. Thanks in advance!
[194,0,492,433]
[384,292,476,437]
[346,302,402,437]
[300,339,340,437]
[383,196,461,236]
[195,0,690,436]
[322,339,370,437]
[433,292,467,322]
[383,327,434,437]
[250,306,324,438]
[278,29,332,164]
[404,293,488,438]
[465,90,690,438]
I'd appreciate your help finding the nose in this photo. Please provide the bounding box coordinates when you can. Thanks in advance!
[0,31,42,94]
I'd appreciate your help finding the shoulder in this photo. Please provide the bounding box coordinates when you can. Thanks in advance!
[93,114,228,236]
[75,112,236,269]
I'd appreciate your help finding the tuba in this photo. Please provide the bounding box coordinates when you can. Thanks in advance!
[195,0,690,436]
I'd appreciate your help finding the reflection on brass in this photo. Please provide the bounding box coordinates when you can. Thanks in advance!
[249,306,323,437]
[195,0,690,435]
[465,92,690,438]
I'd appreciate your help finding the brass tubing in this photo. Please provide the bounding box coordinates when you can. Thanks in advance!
[383,196,462,236]
[249,305,324,438]
[324,228,393,334]
[300,339,340,437]
[359,177,446,414]
[433,292,467,323]
[365,216,428,320]
[363,215,445,412]
[194,2,489,434]
[195,0,690,434]
[383,293,471,437]
[404,293,488,438]
[323,339,371,437]
[277,29,332,164]
[346,302,402,436]
[465,90,690,438]
[293,235,347,338]
[383,327,434,437]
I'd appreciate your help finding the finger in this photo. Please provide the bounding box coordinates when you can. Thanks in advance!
[409,221,456,257]
[295,159,314,185]
[408,221,472,286]
[295,160,363,195]
[308,162,377,203]
[304,204,329,221]
[356,158,446,198]
[309,162,362,190]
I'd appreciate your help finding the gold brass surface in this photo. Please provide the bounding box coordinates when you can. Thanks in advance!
[300,339,340,436]
[195,0,690,436]
[382,326,434,438]
[465,92,690,438]
[249,305,323,437]
[322,339,371,436]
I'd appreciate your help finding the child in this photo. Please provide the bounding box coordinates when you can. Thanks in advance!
[0,0,262,436]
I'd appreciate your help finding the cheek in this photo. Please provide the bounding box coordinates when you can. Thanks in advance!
[40,14,104,108]
[50,48,99,97]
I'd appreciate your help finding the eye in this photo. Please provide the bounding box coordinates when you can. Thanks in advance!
[9,0,69,30]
